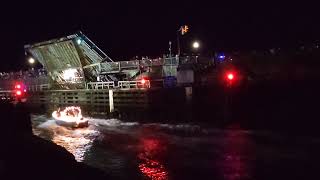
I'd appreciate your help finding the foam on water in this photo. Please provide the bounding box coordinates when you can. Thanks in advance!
[32,115,257,163]
[34,116,100,162]
[90,118,139,127]
[37,119,56,129]
[31,114,320,180]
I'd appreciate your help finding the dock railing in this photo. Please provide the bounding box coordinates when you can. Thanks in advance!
[28,84,50,92]
[87,80,150,89]
[86,81,115,89]
[25,80,151,92]
[117,80,150,89]
[86,80,151,90]
[0,90,14,100]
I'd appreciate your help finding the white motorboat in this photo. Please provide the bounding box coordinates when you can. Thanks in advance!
[52,106,88,128]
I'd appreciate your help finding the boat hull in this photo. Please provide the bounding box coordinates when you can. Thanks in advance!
[52,111,89,128]
[55,119,89,128]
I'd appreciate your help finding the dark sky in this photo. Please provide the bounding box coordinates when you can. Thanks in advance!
[0,0,319,71]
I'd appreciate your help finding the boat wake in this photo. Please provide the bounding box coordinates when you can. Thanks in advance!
[36,119,99,162]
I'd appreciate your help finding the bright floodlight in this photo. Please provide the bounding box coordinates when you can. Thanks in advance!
[76,39,82,45]
[192,41,200,49]
[28,57,35,64]
[63,69,77,80]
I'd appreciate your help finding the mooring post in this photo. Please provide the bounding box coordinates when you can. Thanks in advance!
[184,86,193,121]
[185,86,193,103]
[109,89,114,113]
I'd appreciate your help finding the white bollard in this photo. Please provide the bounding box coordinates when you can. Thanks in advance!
[109,89,114,113]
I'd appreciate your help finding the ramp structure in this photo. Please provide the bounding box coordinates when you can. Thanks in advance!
[24,31,113,89]
[24,32,210,90]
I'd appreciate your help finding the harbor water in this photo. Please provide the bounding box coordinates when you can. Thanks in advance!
[32,114,320,180]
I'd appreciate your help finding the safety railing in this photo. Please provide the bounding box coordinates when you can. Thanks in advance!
[118,80,151,89]
[100,57,179,73]
[163,57,179,65]
[86,81,115,90]
[28,84,51,92]
[24,81,151,91]
[0,90,14,100]
[120,60,139,69]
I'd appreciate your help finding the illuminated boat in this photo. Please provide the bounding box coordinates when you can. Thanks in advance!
[52,106,88,128]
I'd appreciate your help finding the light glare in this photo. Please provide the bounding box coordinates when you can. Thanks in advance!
[193,41,200,49]
[227,73,234,80]
[63,69,77,80]
[28,58,35,64]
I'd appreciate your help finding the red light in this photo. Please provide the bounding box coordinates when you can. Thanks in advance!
[16,90,22,96]
[15,83,23,89]
[227,73,234,80]
[141,79,146,84]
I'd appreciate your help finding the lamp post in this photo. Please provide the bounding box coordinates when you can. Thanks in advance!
[192,41,200,63]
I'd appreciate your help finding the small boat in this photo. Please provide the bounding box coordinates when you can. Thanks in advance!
[52,106,88,128]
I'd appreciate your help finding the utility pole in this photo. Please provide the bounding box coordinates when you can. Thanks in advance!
[177,31,181,56]
[169,41,173,76]
[169,41,172,58]
[177,25,189,56]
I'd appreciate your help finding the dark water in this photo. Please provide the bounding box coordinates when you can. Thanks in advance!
[32,115,320,180]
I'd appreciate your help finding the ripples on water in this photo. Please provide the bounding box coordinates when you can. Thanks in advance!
[138,138,169,180]
[31,115,319,180]
[32,115,98,162]
[31,115,255,179]
[32,115,207,179]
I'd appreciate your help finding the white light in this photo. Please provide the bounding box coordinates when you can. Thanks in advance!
[28,57,35,64]
[63,69,77,80]
[52,106,83,123]
[193,41,200,49]
[76,39,82,45]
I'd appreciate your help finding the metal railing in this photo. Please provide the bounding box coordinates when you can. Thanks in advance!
[118,80,150,89]
[24,80,151,91]
[28,84,51,92]
[86,81,115,89]
[86,80,150,90]
[99,57,179,73]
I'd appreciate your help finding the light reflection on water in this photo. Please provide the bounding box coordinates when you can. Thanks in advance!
[51,128,99,162]
[32,115,258,180]
[138,138,169,180]
[219,124,254,180]
[35,119,99,162]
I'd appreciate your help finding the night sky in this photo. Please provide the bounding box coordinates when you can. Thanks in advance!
[0,1,319,71]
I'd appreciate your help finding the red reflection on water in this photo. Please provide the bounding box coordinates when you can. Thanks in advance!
[138,138,169,180]
[219,124,255,180]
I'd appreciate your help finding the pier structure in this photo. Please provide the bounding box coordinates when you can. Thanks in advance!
[23,31,183,90]
[1,32,215,116]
